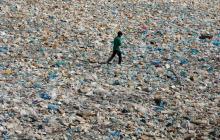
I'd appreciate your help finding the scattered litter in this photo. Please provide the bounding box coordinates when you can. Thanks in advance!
[0,0,219,139]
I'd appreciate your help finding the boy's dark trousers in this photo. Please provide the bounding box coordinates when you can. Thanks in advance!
[107,50,122,64]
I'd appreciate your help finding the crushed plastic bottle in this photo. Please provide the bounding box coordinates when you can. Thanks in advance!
[39,92,51,100]
[48,104,59,111]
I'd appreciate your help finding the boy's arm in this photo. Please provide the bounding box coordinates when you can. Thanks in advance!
[119,39,122,46]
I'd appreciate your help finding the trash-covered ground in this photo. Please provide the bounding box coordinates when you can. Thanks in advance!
[0,0,220,139]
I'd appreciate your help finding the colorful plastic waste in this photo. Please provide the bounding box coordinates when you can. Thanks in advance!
[0,0,219,139]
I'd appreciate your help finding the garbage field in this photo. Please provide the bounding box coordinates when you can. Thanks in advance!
[0,0,219,139]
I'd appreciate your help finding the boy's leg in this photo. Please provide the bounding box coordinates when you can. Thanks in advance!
[116,51,122,64]
[107,51,116,63]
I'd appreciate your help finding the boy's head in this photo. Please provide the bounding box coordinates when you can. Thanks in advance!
[118,31,123,37]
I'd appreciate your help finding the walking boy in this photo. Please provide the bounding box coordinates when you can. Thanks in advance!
[107,31,123,64]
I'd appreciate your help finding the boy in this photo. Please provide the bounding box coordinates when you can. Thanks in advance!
[107,31,123,64]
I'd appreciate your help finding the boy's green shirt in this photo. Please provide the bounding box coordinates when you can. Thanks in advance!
[113,36,122,52]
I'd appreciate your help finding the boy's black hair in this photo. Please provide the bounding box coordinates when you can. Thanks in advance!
[118,31,123,36]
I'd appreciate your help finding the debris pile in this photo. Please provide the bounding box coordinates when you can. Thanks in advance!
[0,0,219,139]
